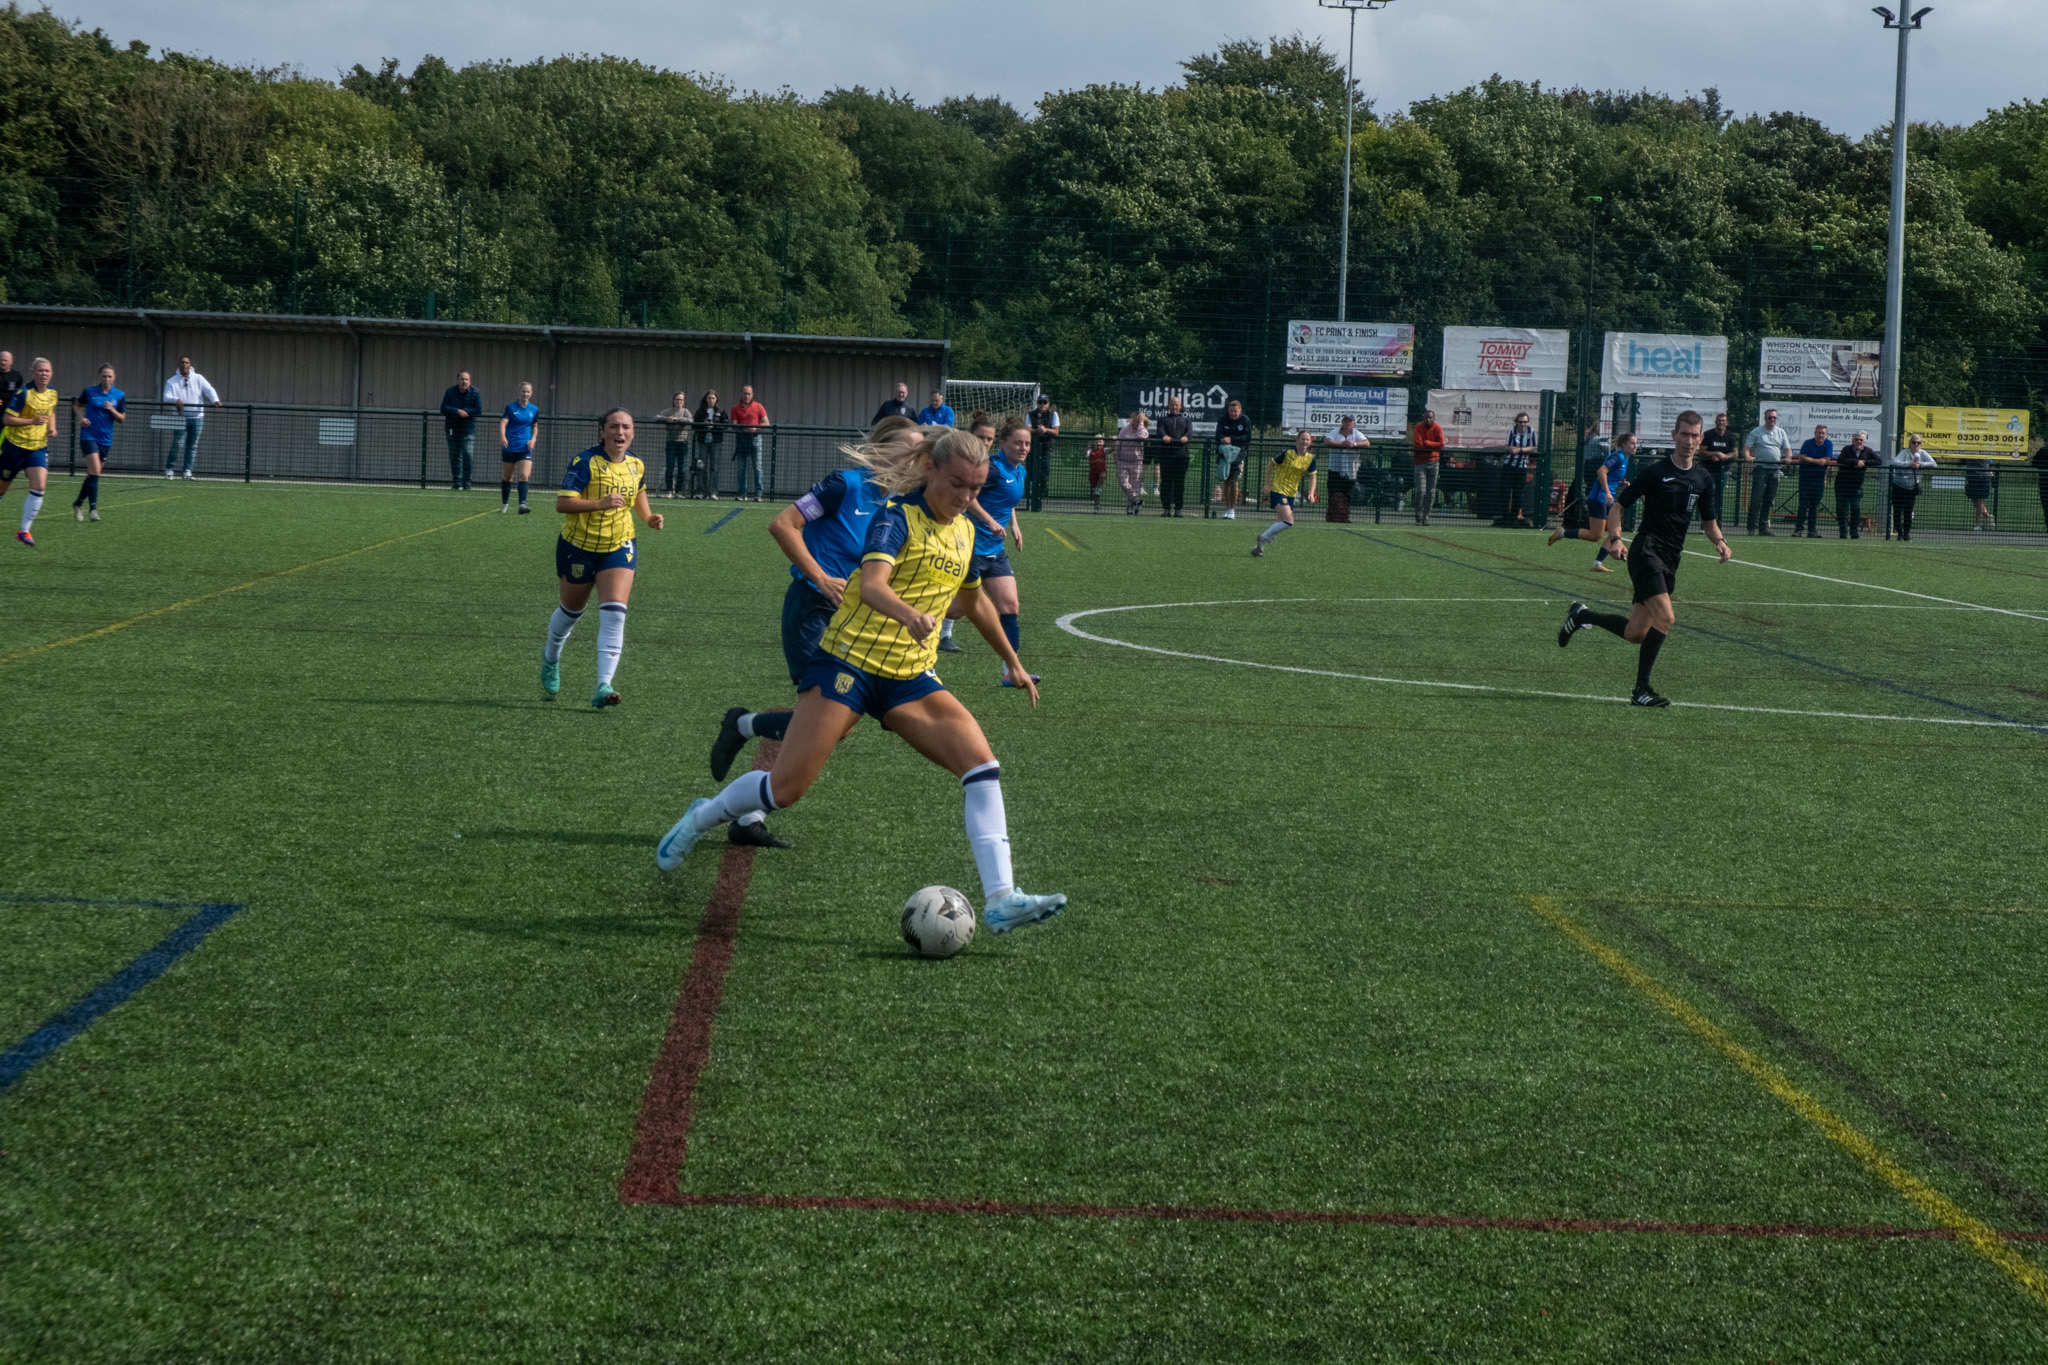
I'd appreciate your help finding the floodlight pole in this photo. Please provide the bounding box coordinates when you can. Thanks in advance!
[1874,6,1929,454]
[1319,0,1393,337]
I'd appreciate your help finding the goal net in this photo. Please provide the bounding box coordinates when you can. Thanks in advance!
[943,379,1040,425]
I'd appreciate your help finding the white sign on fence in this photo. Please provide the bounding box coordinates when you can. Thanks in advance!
[1284,320,1414,376]
[1440,326,1571,392]
[1600,331,1728,397]
[1601,393,1728,441]
[1280,384,1410,434]
[1758,337,1881,397]
[1755,401,1884,454]
[1427,390,1544,450]
[318,418,357,446]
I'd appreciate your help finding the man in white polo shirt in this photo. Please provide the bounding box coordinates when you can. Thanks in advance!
[1324,414,1369,523]
[1742,406,1791,535]
[162,356,222,479]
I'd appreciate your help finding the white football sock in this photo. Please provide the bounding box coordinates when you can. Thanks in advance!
[694,770,777,830]
[1257,519,1289,545]
[595,602,626,686]
[20,491,42,534]
[735,811,766,827]
[543,606,582,663]
[737,712,759,739]
[961,761,1012,901]
[939,618,955,640]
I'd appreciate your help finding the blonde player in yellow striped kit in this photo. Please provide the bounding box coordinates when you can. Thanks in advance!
[657,428,1066,935]
[542,407,663,707]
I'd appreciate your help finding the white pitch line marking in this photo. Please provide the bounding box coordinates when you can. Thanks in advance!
[1681,552,2048,622]
[1054,600,2043,733]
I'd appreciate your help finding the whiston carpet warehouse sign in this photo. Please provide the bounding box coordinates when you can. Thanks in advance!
[1759,337,1882,398]
[1285,320,1415,377]
[1440,326,1570,392]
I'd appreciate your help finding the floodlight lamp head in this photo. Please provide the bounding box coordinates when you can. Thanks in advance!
[1318,0,1396,11]
[1909,7,1932,23]
[1871,6,1895,23]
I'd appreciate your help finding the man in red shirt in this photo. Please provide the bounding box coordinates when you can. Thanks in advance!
[728,385,770,500]
[1410,408,1446,525]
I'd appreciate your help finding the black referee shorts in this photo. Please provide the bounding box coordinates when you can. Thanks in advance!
[1628,542,1677,604]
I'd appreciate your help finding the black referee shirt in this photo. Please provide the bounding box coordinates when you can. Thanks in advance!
[1619,457,1714,559]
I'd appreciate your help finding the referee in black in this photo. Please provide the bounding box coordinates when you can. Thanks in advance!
[1557,408,1731,707]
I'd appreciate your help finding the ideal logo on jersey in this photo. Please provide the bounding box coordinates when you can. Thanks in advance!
[1624,341,1705,377]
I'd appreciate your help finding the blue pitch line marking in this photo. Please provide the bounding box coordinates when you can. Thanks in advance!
[1339,529,2046,735]
[704,508,744,534]
[0,899,242,1095]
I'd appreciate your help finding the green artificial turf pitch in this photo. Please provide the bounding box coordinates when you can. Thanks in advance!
[2,477,2046,1362]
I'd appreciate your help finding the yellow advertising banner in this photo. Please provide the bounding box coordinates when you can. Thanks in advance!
[1902,406,2032,461]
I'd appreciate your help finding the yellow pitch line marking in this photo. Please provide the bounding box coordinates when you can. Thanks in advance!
[1044,527,1081,552]
[1523,894,2048,1308]
[0,509,494,667]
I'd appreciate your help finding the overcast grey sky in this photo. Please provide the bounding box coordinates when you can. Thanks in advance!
[57,0,2044,136]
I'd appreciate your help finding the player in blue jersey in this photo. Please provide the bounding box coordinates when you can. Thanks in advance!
[499,382,540,514]
[1549,430,1634,571]
[934,414,1035,685]
[660,427,1064,936]
[708,416,922,848]
[71,364,127,521]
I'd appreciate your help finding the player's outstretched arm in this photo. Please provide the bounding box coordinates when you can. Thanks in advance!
[633,485,663,532]
[967,497,1003,537]
[768,503,845,604]
[962,584,1038,707]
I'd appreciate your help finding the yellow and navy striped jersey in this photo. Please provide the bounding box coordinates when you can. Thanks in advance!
[4,385,58,450]
[821,491,981,679]
[559,446,645,552]
[1271,448,1317,497]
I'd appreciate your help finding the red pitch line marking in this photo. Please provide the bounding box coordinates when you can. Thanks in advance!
[619,741,778,1205]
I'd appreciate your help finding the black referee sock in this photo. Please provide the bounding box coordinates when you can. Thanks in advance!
[1583,609,1629,637]
[1635,629,1667,693]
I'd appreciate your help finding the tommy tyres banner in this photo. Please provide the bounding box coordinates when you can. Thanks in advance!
[1284,320,1414,377]
[1440,327,1570,392]
[1428,391,1545,450]
[1600,331,1728,397]
[1117,379,1244,436]
[1759,338,1882,397]
[1280,384,1410,435]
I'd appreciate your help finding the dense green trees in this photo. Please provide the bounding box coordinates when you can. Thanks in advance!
[0,7,2040,420]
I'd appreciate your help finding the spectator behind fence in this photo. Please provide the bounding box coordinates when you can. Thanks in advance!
[0,352,22,411]
[1086,432,1107,511]
[692,390,725,500]
[2034,441,2048,532]
[1834,430,1878,539]
[1698,412,1737,526]
[1112,410,1149,514]
[916,389,955,428]
[1888,434,1937,541]
[440,370,483,491]
[1325,414,1369,524]
[1155,395,1194,518]
[1964,454,1996,532]
[1410,407,1446,525]
[1497,410,1536,526]
[1028,392,1059,463]
[873,382,912,425]
[656,391,693,498]
[1744,407,1791,535]
[729,384,769,501]
[1212,398,1251,521]
[162,355,221,479]
[498,381,540,514]
[1793,424,1833,537]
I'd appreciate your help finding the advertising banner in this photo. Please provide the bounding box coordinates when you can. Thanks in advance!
[1902,406,2032,461]
[1284,320,1414,376]
[1759,337,1882,397]
[1440,326,1571,392]
[1427,390,1545,450]
[1600,331,1727,397]
[1280,384,1410,435]
[1600,393,1727,442]
[1754,401,1885,454]
[1116,379,1245,437]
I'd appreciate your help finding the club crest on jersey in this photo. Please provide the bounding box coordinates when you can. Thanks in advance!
[835,672,855,695]
[570,563,587,579]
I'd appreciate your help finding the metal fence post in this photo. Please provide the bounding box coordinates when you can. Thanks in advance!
[1201,438,1213,518]
[66,405,76,477]
[1534,390,1555,529]
[244,403,253,482]
[420,412,428,490]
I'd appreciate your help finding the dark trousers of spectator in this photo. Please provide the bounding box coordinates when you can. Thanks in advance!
[1747,465,1781,533]
[1836,488,1864,538]
[1890,486,1920,539]
[446,431,474,490]
[1157,452,1190,515]
[693,439,720,498]
[1703,461,1731,526]
[1795,479,1826,535]
[2038,473,2048,531]
[1494,467,1531,524]
[663,441,688,494]
[733,433,763,498]
[1326,474,1354,523]
[1412,461,1440,523]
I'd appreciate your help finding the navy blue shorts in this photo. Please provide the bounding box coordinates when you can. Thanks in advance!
[969,550,1014,581]
[1586,494,1612,520]
[1268,491,1297,509]
[782,578,839,686]
[80,438,111,458]
[0,442,48,479]
[556,536,636,582]
[800,653,946,722]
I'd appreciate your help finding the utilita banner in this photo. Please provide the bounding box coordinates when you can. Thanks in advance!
[1758,338,1882,397]
[1280,385,1410,435]
[1284,320,1414,377]
[1439,327,1570,392]
[1116,379,1245,436]
[1427,391,1545,450]
[1600,331,1728,397]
